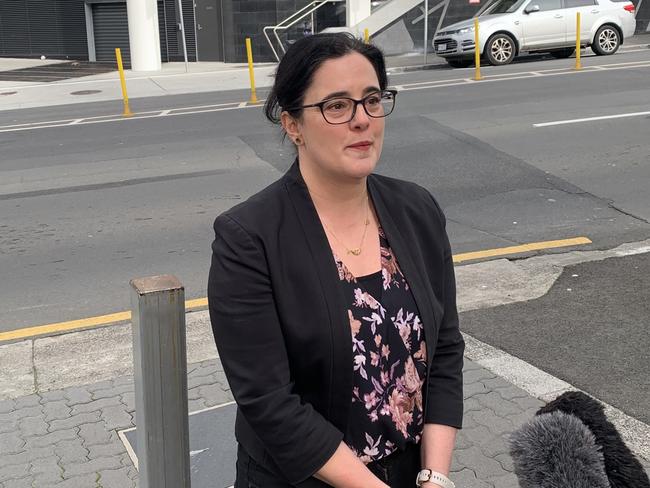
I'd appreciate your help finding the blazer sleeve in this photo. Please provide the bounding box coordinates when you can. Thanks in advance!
[207,213,344,484]
[424,194,465,429]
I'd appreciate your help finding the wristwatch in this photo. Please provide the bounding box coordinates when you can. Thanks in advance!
[415,469,455,488]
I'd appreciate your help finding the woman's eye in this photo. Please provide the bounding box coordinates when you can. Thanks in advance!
[326,101,348,111]
[366,96,381,105]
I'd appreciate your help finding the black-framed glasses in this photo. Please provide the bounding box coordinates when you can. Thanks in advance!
[287,89,397,125]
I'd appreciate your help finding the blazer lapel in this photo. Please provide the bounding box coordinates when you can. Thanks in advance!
[368,176,440,371]
[283,161,353,432]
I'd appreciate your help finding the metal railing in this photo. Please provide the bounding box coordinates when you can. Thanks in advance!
[263,0,344,61]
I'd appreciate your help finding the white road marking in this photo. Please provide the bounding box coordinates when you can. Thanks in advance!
[534,110,650,127]
[2,58,648,133]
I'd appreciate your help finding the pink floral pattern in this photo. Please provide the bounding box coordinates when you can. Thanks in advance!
[334,228,427,464]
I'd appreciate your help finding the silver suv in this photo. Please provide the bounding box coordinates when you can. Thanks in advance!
[433,0,637,67]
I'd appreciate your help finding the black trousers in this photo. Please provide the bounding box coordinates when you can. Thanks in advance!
[235,443,421,488]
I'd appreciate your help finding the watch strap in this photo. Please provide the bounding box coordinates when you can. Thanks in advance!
[416,469,455,488]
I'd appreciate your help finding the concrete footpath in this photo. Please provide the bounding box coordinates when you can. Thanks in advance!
[0,33,648,112]
[1,240,649,487]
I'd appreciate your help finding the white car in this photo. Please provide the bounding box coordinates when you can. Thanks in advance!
[433,0,637,67]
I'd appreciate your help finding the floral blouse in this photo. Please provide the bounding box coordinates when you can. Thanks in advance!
[334,227,428,464]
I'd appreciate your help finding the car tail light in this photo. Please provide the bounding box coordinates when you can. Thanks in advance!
[624,3,635,13]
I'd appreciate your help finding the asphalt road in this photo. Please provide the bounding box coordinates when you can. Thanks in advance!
[461,253,650,424]
[1,49,649,336]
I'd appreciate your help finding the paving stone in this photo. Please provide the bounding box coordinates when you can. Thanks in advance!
[0,399,16,414]
[463,368,496,385]
[511,395,544,411]
[461,424,495,450]
[2,446,55,466]
[188,398,207,412]
[62,386,92,406]
[198,383,233,407]
[78,422,112,446]
[86,380,114,394]
[462,359,482,372]
[475,392,523,416]
[454,429,473,450]
[97,467,135,488]
[2,477,34,488]
[92,383,133,401]
[42,401,71,422]
[451,467,492,488]
[455,446,508,480]
[0,464,29,483]
[0,419,15,434]
[100,405,133,431]
[87,441,126,460]
[119,452,135,468]
[30,455,63,484]
[0,432,25,455]
[478,433,510,458]
[18,416,48,437]
[191,359,224,377]
[486,473,520,488]
[464,396,482,413]
[24,428,77,449]
[126,465,138,480]
[62,456,121,478]
[49,412,101,433]
[492,385,530,401]
[54,439,88,464]
[494,452,515,472]
[0,406,42,423]
[468,409,515,436]
[14,395,41,410]
[507,407,540,429]
[188,386,203,401]
[119,392,134,413]
[39,390,67,403]
[464,381,489,399]
[187,373,217,390]
[41,473,98,488]
[480,376,515,391]
[70,397,122,416]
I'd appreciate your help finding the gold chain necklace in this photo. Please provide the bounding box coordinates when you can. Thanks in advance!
[321,197,370,256]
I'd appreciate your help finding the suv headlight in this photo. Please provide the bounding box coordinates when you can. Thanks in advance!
[458,26,475,34]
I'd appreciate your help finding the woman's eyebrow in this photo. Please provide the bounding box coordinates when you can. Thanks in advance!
[321,86,381,99]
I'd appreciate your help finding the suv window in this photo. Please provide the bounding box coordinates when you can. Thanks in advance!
[531,0,562,10]
[564,0,596,6]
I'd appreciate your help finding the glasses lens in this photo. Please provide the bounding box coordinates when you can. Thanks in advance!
[322,98,354,123]
[363,91,395,118]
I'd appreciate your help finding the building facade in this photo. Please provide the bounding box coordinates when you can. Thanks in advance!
[0,0,648,64]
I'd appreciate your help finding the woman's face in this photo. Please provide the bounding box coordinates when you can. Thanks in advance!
[284,52,386,182]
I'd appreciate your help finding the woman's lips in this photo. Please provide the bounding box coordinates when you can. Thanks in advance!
[347,142,372,150]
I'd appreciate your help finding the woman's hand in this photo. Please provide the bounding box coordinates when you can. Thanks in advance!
[314,442,389,488]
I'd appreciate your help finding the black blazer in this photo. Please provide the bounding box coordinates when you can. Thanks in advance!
[208,161,464,486]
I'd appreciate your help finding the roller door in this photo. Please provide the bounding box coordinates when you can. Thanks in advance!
[91,1,168,67]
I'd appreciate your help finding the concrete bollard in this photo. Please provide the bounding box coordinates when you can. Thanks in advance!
[130,275,191,488]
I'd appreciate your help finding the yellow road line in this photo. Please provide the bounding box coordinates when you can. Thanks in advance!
[453,236,592,263]
[2,237,591,343]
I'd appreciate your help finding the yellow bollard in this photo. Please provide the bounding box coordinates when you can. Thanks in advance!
[364,28,370,44]
[474,17,482,81]
[115,48,133,117]
[245,38,258,104]
[575,12,582,70]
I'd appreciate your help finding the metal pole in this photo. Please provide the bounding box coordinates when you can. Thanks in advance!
[575,12,582,70]
[115,48,133,117]
[177,0,190,72]
[130,275,191,488]
[423,0,429,64]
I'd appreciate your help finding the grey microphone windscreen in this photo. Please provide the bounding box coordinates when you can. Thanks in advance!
[509,410,610,488]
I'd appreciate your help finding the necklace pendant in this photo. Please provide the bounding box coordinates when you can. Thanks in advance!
[348,248,362,256]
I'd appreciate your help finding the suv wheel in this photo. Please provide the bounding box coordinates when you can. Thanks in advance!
[485,33,516,65]
[592,25,620,55]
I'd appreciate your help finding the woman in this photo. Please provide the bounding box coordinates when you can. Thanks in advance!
[208,33,464,488]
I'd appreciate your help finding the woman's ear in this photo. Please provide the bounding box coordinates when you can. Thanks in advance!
[281,111,302,146]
